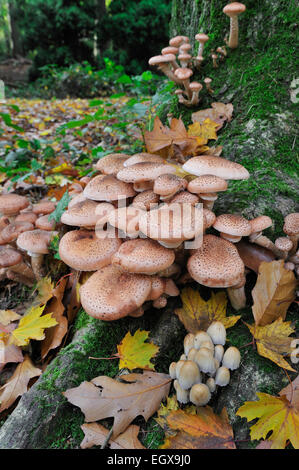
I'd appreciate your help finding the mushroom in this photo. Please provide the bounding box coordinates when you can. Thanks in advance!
[177,360,201,390]
[174,67,193,99]
[15,212,38,225]
[83,175,136,202]
[95,153,130,176]
[32,200,56,216]
[206,377,216,393]
[188,175,228,210]
[175,89,190,106]
[214,344,224,363]
[153,174,187,201]
[1,221,35,245]
[190,383,211,406]
[178,53,192,68]
[283,213,299,255]
[275,237,294,260]
[194,331,214,349]
[215,366,230,386]
[169,362,177,379]
[0,194,30,221]
[194,348,216,374]
[223,2,246,49]
[132,190,160,211]
[148,54,181,84]
[189,82,203,106]
[195,33,209,57]
[182,155,250,180]
[222,346,241,370]
[0,245,35,286]
[61,199,114,230]
[213,214,252,243]
[169,36,188,48]
[211,53,218,68]
[204,77,214,94]
[183,333,195,356]
[123,153,164,167]
[174,379,189,404]
[117,162,176,185]
[216,46,227,59]
[207,321,226,346]
[248,216,281,255]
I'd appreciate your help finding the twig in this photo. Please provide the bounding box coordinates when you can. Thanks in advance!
[101,426,113,449]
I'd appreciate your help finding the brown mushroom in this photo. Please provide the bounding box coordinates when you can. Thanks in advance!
[223,2,246,49]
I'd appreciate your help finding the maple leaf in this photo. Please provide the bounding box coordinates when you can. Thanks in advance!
[252,260,297,326]
[63,371,171,438]
[80,423,145,449]
[33,276,55,306]
[175,287,240,333]
[117,329,159,371]
[236,391,299,449]
[0,355,41,412]
[187,119,218,146]
[245,317,296,372]
[10,304,58,347]
[161,407,236,449]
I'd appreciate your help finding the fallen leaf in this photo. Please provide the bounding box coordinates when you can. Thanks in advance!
[245,317,296,372]
[117,329,159,371]
[175,287,240,333]
[0,355,41,412]
[236,391,299,449]
[161,407,236,449]
[0,310,21,326]
[144,116,172,153]
[155,395,180,435]
[252,260,297,326]
[80,423,145,449]
[211,102,234,121]
[33,277,55,306]
[63,371,171,438]
[187,119,218,146]
[10,304,58,347]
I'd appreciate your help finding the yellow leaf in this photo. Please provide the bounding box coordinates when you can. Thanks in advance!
[236,392,299,449]
[117,329,159,370]
[0,310,21,326]
[175,287,240,333]
[187,118,218,145]
[245,317,296,372]
[10,304,58,347]
[252,260,297,326]
[33,276,54,306]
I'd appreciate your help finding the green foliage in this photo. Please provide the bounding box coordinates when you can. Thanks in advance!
[101,0,172,74]
[48,191,71,222]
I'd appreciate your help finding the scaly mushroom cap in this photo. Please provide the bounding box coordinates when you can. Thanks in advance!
[123,153,164,167]
[17,229,54,255]
[84,175,136,202]
[0,245,22,267]
[59,230,122,271]
[169,36,187,47]
[174,67,193,81]
[187,234,245,288]
[107,206,145,238]
[195,33,209,43]
[61,200,113,227]
[0,194,29,216]
[188,175,228,194]
[15,212,38,224]
[35,214,56,231]
[95,153,130,175]
[283,213,299,236]
[139,203,204,244]
[250,215,272,233]
[213,214,251,237]
[79,265,152,320]
[203,209,216,229]
[32,201,56,215]
[132,190,160,211]
[111,238,175,275]
[1,221,34,243]
[275,237,293,252]
[169,191,200,206]
[183,155,249,180]
[68,193,87,208]
[223,2,246,16]
[153,174,187,197]
[117,162,176,183]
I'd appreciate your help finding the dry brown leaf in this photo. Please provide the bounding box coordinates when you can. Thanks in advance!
[63,371,171,438]
[161,407,235,449]
[252,260,297,326]
[0,310,21,326]
[211,102,234,121]
[191,102,233,130]
[279,375,299,410]
[80,423,145,449]
[41,278,68,359]
[144,116,172,153]
[0,355,41,412]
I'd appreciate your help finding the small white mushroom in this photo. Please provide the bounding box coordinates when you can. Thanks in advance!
[206,377,216,393]
[184,333,195,355]
[207,321,226,345]
[194,331,214,349]
[214,344,224,363]
[222,346,241,370]
[187,347,198,361]
[215,366,230,386]
[169,362,177,379]
[194,348,216,374]
[174,380,189,404]
[190,383,211,406]
[177,360,201,390]
[175,360,185,378]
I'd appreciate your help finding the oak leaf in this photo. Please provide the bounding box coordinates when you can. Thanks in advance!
[80,423,145,449]
[245,317,296,372]
[175,287,240,333]
[0,355,41,412]
[252,260,297,326]
[236,391,299,449]
[10,304,58,347]
[63,371,171,438]
[117,329,159,371]
[161,407,236,449]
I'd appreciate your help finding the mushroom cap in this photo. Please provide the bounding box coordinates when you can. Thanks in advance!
[61,200,113,227]
[177,360,201,390]
[139,203,204,244]
[195,33,209,43]
[180,43,192,52]
[161,46,179,55]
[215,366,230,386]
[17,229,54,255]
[190,383,211,406]
[174,67,193,80]
[123,153,164,167]
[0,194,29,216]
[222,346,241,370]
[183,155,249,180]
[0,245,22,267]
[35,214,56,231]
[203,208,216,229]
[169,36,187,47]
[178,53,192,61]
[68,193,87,208]
[117,162,176,183]
[1,221,34,243]
[107,206,144,237]
[168,191,200,206]
[147,276,166,300]
[15,212,37,224]
[153,174,187,197]
[132,190,160,211]
[283,213,299,236]
[148,54,176,66]
[213,214,251,237]
[95,153,130,175]
[250,215,272,233]
[32,201,56,215]
[79,265,152,320]
[188,175,228,194]
[83,175,136,201]
[275,237,293,252]
[223,2,246,15]
[204,77,212,84]
[207,321,226,346]
[59,229,122,271]
[187,234,245,288]
[111,238,175,275]
[189,81,203,92]
[194,331,214,349]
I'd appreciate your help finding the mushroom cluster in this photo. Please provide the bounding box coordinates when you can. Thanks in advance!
[169,322,241,406]
[148,3,246,106]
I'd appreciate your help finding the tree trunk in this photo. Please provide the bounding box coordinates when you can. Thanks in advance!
[8,0,23,57]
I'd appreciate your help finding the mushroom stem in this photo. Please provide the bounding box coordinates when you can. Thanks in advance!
[30,254,45,281]
[228,15,240,49]
[227,285,246,310]
[249,233,282,257]
[182,79,192,99]
[159,64,182,84]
